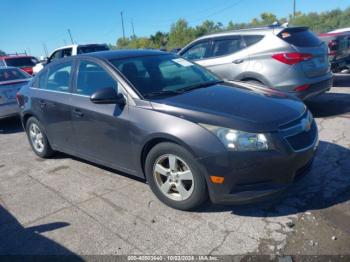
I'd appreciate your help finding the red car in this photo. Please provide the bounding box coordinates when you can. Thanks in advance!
[0,55,38,75]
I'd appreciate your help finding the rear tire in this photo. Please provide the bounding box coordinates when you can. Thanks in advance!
[26,117,55,158]
[145,142,208,211]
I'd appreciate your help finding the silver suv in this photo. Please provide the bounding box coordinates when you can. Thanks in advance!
[179,26,332,100]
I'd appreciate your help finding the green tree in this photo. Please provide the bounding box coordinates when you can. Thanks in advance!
[167,19,196,49]
[0,49,6,56]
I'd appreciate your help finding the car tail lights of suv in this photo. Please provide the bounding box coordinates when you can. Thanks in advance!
[272,53,313,65]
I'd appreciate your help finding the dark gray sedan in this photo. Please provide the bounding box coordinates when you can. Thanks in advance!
[17,50,318,210]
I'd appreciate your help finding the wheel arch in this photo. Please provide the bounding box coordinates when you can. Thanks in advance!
[139,134,196,180]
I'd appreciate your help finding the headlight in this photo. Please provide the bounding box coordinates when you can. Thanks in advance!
[200,124,269,151]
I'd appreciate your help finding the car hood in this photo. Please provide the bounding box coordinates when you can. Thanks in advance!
[150,83,306,133]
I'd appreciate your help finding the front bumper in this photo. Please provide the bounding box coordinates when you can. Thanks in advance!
[197,123,318,205]
[0,103,19,119]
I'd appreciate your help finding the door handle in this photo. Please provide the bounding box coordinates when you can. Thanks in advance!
[233,59,244,64]
[73,109,84,117]
[39,100,47,108]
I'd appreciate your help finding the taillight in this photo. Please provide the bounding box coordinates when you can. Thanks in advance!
[328,40,338,56]
[22,67,33,75]
[294,84,310,92]
[272,53,313,65]
[16,92,24,106]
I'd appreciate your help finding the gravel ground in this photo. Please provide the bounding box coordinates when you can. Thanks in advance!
[0,75,349,257]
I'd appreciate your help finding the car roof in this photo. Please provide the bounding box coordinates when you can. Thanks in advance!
[195,26,308,40]
[79,49,169,60]
[0,55,35,59]
[52,43,107,51]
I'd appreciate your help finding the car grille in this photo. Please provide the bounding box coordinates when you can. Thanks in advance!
[285,121,317,151]
[279,111,318,151]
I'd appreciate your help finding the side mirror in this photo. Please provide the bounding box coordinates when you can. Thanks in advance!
[90,87,126,105]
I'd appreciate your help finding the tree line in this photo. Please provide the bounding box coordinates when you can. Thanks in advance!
[113,7,350,51]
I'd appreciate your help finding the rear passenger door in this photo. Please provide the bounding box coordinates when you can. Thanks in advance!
[31,61,75,150]
[70,59,133,171]
[181,36,249,80]
[200,36,249,80]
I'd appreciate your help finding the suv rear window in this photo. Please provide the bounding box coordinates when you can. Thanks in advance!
[5,57,38,67]
[278,28,321,47]
[77,45,109,54]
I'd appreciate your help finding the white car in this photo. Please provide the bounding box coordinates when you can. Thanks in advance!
[33,44,109,74]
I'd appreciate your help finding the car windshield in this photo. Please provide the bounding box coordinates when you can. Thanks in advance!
[0,68,30,83]
[109,54,220,98]
[77,45,109,54]
[5,57,38,67]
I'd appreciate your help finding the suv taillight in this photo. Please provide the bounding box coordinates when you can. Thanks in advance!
[272,52,313,65]
[328,40,338,56]
[16,92,24,106]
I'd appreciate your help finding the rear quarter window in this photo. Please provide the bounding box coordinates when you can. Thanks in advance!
[4,57,38,67]
[243,35,264,46]
[278,29,321,47]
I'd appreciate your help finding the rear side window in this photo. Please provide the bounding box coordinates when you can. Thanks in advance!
[182,41,211,60]
[212,37,245,57]
[0,68,30,82]
[4,57,38,67]
[243,35,264,46]
[278,28,321,47]
[76,61,118,96]
[45,62,72,92]
[77,45,109,54]
[61,48,72,58]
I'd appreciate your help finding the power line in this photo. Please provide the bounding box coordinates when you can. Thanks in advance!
[188,0,245,24]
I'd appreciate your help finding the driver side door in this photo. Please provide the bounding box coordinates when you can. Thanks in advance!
[70,59,134,172]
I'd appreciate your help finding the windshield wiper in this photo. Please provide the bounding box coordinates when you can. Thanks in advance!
[176,80,223,93]
[143,90,181,99]
[143,80,223,99]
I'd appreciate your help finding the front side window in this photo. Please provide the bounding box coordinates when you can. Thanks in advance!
[49,50,61,62]
[45,62,72,92]
[212,37,245,57]
[76,61,118,96]
[182,41,211,60]
[110,54,219,98]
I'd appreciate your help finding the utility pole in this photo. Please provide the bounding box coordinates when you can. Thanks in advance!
[42,43,48,57]
[131,19,135,36]
[67,29,74,44]
[293,0,296,20]
[120,11,125,39]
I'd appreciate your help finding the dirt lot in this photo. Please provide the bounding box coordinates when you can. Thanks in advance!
[0,75,349,257]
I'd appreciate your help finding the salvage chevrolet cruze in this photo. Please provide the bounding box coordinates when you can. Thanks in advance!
[17,50,318,210]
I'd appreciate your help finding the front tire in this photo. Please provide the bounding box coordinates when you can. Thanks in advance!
[26,117,55,158]
[145,142,208,211]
